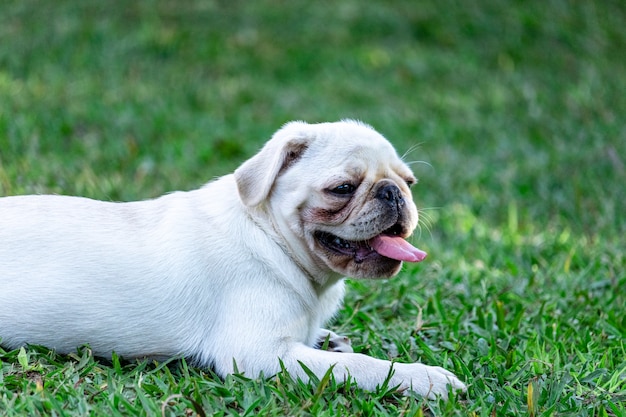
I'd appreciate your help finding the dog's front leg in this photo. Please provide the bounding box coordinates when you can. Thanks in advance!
[282,343,466,399]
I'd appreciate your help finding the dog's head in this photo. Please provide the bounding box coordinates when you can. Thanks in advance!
[234,120,426,280]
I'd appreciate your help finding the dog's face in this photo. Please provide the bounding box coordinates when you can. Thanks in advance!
[235,120,426,280]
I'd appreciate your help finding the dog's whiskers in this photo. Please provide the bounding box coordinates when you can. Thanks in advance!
[401,143,424,161]
[414,207,438,240]
[404,160,433,169]
[401,144,434,172]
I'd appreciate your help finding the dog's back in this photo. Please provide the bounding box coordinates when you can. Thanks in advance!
[0,185,237,358]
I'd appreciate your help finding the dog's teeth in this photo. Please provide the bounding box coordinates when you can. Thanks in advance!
[337,238,352,249]
[333,237,348,248]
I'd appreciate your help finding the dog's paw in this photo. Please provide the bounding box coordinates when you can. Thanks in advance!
[314,329,353,353]
[391,363,467,400]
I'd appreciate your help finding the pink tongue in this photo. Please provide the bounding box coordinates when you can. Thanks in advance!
[369,235,427,262]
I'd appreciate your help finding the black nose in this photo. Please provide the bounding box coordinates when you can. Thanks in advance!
[376,184,404,207]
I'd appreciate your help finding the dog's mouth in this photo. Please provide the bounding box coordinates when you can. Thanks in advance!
[314,225,427,264]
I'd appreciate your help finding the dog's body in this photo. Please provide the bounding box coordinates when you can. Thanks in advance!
[0,120,465,398]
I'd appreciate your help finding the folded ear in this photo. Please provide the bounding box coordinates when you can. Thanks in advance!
[234,122,312,207]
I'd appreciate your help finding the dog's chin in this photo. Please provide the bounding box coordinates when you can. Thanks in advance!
[313,230,403,279]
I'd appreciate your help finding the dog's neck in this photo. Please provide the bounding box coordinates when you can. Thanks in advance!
[245,203,343,292]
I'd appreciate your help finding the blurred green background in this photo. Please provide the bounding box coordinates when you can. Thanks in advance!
[1,0,623,241]
[0,0,624,414]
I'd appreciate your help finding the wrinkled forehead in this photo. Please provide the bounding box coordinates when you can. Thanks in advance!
[307,128,413,180]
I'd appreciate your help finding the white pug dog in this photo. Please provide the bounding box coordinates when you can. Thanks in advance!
[0,120,466,399]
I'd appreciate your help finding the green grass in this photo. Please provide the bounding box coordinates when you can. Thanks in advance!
[1,0,625,415]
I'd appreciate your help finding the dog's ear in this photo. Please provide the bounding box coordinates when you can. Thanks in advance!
[235,122,312,207]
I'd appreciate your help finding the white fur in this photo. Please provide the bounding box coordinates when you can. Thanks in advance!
[0,120,465,399]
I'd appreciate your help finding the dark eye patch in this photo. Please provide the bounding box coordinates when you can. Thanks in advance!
[329,183,356,196]
[405,177,417,187]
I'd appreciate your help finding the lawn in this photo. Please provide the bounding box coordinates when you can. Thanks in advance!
[1,0,624,415]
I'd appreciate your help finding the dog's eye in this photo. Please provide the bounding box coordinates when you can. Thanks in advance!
[405,178,417,187]
[330,184,356,195]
